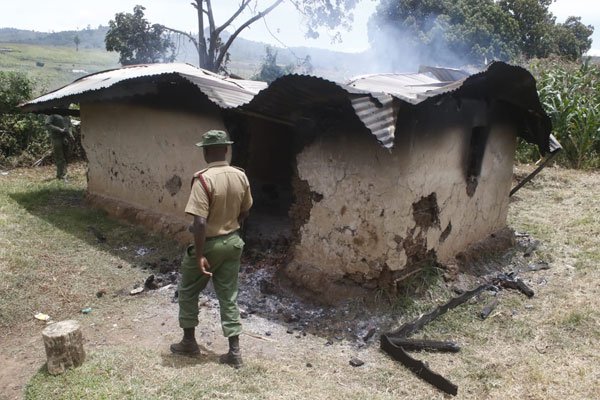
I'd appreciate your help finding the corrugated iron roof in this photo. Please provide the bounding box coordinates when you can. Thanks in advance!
[346,73,448,104]
[20,61,553,154]
[21,63,267,112]
[418,66,471,83]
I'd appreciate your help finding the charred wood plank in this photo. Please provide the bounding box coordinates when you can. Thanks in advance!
[386,338,460,353]
[387,284,492,338]
[495,277,534,298]
[381,334,458,396]
[381,275,535,396]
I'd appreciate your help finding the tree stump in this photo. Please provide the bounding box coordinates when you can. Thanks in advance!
[42,320,86,375]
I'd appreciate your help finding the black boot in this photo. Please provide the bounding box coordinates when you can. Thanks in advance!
[219,335,243,368]
[170,327,200,355]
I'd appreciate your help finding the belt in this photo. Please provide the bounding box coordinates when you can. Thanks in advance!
[205,230,239,241]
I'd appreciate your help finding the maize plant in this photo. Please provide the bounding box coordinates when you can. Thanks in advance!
[523,59,600,169]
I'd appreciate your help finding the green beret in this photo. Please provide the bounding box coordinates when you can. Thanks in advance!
[195,130,234,147]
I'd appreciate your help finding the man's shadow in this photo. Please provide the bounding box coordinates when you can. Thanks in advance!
[160,345,219,369]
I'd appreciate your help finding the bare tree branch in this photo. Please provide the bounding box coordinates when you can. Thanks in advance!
[214,0,251,36]
[195,0,207,67]
[215,0,284,69]
[160,25,199,52]
[205,0,216,33]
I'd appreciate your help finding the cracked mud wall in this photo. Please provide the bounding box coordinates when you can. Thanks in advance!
[288,102,517,292]
[80,102,226,239]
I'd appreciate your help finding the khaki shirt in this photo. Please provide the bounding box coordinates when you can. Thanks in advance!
[185,161,252,237]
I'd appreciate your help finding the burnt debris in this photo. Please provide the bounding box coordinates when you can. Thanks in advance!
[381,274,535,396]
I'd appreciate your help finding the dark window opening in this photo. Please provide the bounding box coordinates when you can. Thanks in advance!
[466,126,490,197]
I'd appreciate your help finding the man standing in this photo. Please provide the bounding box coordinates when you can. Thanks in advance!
[170,130,252,369]
[45,114,71,180]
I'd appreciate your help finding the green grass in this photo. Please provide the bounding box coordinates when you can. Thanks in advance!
[0,43,119,93]
[2,163,600,400]
[0,164,182,328]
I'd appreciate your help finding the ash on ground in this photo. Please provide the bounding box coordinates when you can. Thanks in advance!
[146,230,552,347]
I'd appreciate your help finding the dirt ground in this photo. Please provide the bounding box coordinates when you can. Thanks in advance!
[1,163,599,399]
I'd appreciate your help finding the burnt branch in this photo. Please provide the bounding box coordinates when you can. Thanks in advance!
[381,335,459,396]
[381,274,535,396]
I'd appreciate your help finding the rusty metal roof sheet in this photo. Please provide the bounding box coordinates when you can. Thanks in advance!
[21,63,266,112]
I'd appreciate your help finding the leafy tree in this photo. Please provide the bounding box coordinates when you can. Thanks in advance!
[369,0,519,68]
[74,34,80,51]
[554,17,594,61]
[369,0,593,68]
[160,0,358,73]
[105,5,175,65]
[498,0,556,58]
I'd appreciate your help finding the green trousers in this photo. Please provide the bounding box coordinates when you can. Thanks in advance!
[178,232,244,337]
[51,132,67,179]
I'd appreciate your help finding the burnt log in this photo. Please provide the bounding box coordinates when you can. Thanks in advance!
[381,274,535,396]
[387,284,492,338]
[42,320,85,375]
[386,338,460,353]
[496,278,534,298]
[381,335,458,396]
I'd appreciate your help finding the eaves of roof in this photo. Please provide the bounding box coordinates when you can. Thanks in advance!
[20,63,267,113]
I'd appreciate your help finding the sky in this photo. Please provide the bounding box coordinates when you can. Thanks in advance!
[0,0,599,55]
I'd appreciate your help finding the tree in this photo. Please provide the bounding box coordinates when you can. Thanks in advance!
[369,0,594,69]
[160,0,358,73]
[554,17,594,61]
[252,46,294,83]
[105,5,175,66]
[497,0,556,58]
[74,34,80,51]
[368,0,519,68]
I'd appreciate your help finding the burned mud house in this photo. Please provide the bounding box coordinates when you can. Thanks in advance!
[22,62,553,296]
[22,63,267,242]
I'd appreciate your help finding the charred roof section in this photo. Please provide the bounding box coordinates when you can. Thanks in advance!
[421,62,553,154]
[240,62,552,153]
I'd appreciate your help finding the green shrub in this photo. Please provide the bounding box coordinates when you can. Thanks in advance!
[0,71,49,167]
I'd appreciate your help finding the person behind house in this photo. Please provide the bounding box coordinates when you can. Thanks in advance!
[45,114,71,179]
[170,130,253,368]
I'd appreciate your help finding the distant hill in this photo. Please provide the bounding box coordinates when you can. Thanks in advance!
[0,27,109,49]
[0,43,119,94]
[0,26,371,90]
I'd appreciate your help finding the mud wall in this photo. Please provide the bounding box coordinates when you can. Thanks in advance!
[287,101,517,291]
[80,102,227,236]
